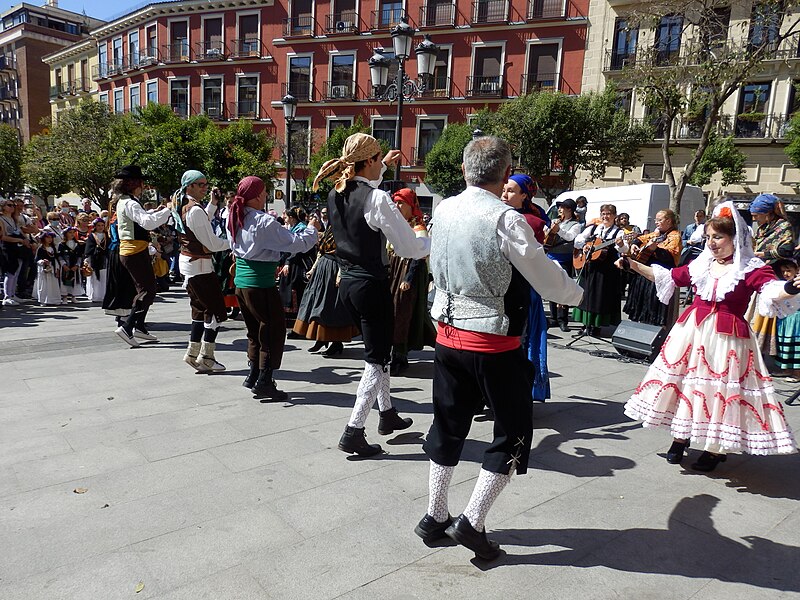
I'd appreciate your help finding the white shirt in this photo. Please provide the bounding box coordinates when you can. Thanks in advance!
[117,197,171,230]
[231,207,318,261]
[179,204,231,282]
[574,223,624,249]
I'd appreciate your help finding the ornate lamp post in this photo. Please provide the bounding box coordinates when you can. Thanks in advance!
[281,93,298,204]
[368,18,438,182]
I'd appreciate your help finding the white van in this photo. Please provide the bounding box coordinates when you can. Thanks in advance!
[552,183,706,232]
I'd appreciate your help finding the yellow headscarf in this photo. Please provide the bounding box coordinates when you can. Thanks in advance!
[312,133,382,193]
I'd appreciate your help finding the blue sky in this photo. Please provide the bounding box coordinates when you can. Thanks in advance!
[4,1,143,22]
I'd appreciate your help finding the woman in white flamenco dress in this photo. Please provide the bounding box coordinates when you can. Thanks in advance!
[618,201,800,472]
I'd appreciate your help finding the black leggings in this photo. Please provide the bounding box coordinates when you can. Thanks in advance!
[338,276,394,366]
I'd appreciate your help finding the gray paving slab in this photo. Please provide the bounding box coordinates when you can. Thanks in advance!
[2,293,800,599]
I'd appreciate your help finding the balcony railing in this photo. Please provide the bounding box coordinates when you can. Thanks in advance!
[419,75,451,98]
[323,80,357,101]
[472,0,509,24]
[0,55,16,71]
[283,81,313,102]
[466,75,503,98]
[419,2,456,27]
[196,41,228,61]
[48,78,90,99]
[137,50,161,67]
[163,42,191,63]
[371,8,407,30]
[192,101,226,120]
[171,102,190,118]
[228,100,261,119]
[605,49,637,71]
[0,86,18,101]
[411,146,437,166]
[527,0,570,19]
[520,72,561,94]
[283,15,314,37]
[326,11,359,33]
[230,38,263,59]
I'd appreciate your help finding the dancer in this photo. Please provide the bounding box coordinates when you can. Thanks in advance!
[172,170,232,373]
[228,176,319,399]
[417,136,583,560]
[83,218,109,303]
[311,133,429,457]
[34,231,61,305]
[113,165,172,347]
[619,202,799,472]
[102,203,136,324]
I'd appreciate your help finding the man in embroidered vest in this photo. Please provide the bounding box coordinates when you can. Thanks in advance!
[312,133,430,457]
[171,170,232,373]
[416,136,583,560]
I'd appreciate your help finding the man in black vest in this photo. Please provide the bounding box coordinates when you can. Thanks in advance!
[312,133,430,456]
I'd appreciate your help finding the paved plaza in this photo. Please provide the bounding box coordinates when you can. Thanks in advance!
[1,291,799,599]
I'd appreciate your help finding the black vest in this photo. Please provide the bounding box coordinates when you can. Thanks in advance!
[504,267,531,338]
[327,180,387,279]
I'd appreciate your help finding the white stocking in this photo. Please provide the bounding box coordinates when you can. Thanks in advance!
[462,469,511,532]
[347,362,383,428]
[427,461,455,522]
[376,367,392,412]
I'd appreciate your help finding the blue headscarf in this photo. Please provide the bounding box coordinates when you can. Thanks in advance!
[750,193,778,215]
[171,169,207,233]
[508,174,550,225]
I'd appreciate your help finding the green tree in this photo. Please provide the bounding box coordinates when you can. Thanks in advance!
[423,122,472,198]
[689,134,746,187]
[22,130,71,203]
[786,99,800,168]
[201,119,277,193]
[492,88,649,200]
[0,123,22,195]
[306,118,371,198]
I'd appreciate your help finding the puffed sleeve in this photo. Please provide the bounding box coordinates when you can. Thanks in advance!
[752,265,800,318]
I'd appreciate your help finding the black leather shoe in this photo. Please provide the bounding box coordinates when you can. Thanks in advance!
[415,513,453,543]
[666,439,690,464]
[691,451,727,472]
[378,407,412,435]
[338,426,382,456]
[308,341,328,353]
[252,369,289,401]
[445,514,501,560]
[558,321,570,332]
[321,341,344,357]
[242,362,259,389]
[390,357,409,377]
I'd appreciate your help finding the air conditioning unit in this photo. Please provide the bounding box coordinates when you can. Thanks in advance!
[480,81,499,93]
[205,47,222,58]
[335,20,353,31]
[331,85,349,99]
[139,55,157,66]
[205,105,220,118]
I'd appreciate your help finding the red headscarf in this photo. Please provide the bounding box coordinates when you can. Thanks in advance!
[227,176,266,238]
[393,187,424,226]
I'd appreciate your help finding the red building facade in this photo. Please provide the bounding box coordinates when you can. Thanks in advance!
[91,0,588,199]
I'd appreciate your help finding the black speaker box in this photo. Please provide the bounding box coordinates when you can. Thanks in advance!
[612,320,667,361]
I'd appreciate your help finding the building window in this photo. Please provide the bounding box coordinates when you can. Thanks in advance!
[654,15,682,66]
[327,117,353,136]
[416,118,445,164]
[130,85,140,110]
[328,54,354,99]
[169,21,189,61]
[145,25,157,60]
[170,80,189,117]
[610,19,637,70]
[615,89,633,118]
[203,77,223,118]
[469,45,503,97]
[749,2,781,52]
[642,163,664,181]
[128,31,139,67]
[98,44,108,77]
[289,55,312,99]
[202,17,224,57]
[377,1,404,29]
[112,37,123,70]
[67,63,75,86]
[237,14,260,56]
[289,119,311,165]
[80,59,88,88]
[237,76,259,118]
[329,0,357,32]
[99,91,108,105]
[425,47,450,97]
[55,67,62,89]
[372,118,397,148]
[146,80,158,103]
[113,89,124,114]
[736,82,771,137]
[289,0,314,36]
[524,43,559,94]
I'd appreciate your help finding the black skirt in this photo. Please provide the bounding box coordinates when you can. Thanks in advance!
[295,254,355,328]
[102,246,136,314]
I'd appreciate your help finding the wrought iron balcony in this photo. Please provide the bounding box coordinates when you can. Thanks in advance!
[471,0,509,25]
[282,81,313,102]
[0,54,16,71]
[370,8,407,30]
[520,72,561,94]
[418,75,451,98]
[163,43,191,63]
[323,80,357,101]
[326,12,359,33]
[419,2,456,28]
[192,101,226,120]
[136,50,161,67]
[466,75,503,98]
[171,102,190,118]
[527,0,570,19]
[196,41,228,61]
[228,100,261,119]
[283,16,315,37]
[230,38,263,59]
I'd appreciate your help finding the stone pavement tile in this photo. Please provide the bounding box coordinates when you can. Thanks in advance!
[101,390,218,422]
[0,397,51,424]
[224,402,334,438]
[11,444,148,492]
[691,580,800,600]
[208,428,328,473]
[150,564,271,600]
[281,446,394,488]
[0,481,109,534]
[129,504,300,592]
[0,464,22,498]
[130,421,251,462]
[1,405,111,439]
[0,550,160,600]
[207,463,318,511]
[0,431,73,467]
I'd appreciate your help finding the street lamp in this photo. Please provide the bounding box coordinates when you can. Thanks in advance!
[369,18,438,182]
[281,93,298,205]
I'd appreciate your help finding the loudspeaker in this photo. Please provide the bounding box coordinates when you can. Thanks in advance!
[611,320,667,361]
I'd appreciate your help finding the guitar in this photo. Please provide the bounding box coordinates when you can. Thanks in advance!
[542,219,561,250]
[630,229,676,264]
[572,230,639,270]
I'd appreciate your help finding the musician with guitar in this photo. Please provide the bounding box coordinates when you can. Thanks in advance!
[543,198,582,331]
[620,209,682,327]
[572,204,625,336]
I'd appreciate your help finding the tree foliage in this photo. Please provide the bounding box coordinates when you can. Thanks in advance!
[0,124,22,195]
[22,128,71,203]
[200,119,277,193]
[623,0,800,212]
[786,103,800,168]
[688,134,746,186]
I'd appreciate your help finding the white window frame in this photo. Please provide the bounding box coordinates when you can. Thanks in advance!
[236,10,262,51]
[415,114,448,162]
[432,42,453,88]
[145,79,158,104]
[143,22,158,61]
[167,17,191,60]
[288,116,313,165]
[326,115,354,137]
[98,91,108,106]
[129,83,141,110]
[523,37,562,93]
[201,74,225,116]
[286,51,314,99]
[369,114,398,146]
[201,13,226,54]
[113,88,124,113]
[236,72,261,118]
[469,40,506,80]
[168,76,191,116]
[128,30,140,67]
[327,50,356,98]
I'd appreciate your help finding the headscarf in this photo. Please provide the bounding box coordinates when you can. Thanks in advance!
[508,174,550,226]
[393,187,424,225]
[749,193,778,215]
[688,200,763,302]
[171,170,207,234]
[92,218,105,227]
[227,176,266,239]
[312,133,382,193]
